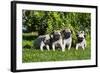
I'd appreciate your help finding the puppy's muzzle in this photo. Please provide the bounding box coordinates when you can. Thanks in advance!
[77,37,84,43]
[53,34,61,41]
[64,32,71,39]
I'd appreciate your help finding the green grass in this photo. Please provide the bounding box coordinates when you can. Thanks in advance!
[22,33,91,63]
[22,48,91,63]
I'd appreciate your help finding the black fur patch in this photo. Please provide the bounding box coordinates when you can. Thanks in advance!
[40,37,46,42]
[77,37,84,43]
[63,32,71,39]
[44,39,50,45]
[53,34,60,41]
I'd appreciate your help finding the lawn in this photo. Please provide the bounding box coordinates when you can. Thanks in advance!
[22,33,91,63]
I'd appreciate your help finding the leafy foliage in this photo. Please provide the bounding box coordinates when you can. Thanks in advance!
[22,10,91,35]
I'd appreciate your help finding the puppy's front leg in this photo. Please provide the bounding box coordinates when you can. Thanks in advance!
[61,43,65,52]
[40,41,44,51]
[76,44,79,50]
[84,40,86,48]
[46,45,50,51]
[62,46,65,52]
[52,44,55,51]
[68,43,71,50]
[82,44,85,50]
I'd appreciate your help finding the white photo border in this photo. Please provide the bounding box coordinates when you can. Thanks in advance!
[11,1,98,72]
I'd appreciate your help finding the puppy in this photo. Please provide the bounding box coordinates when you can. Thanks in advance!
[35,34,50,51]
[61,29,72,50]
[50,30,64,52]
[76,31,86,50]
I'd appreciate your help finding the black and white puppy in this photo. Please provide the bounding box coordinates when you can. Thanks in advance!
[76,31,86,50]
[61,29,72,50]
[35,34,50,51]
[50,30,64,52]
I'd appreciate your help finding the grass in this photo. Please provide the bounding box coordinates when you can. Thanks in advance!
[22,33,91,63]
[22,48,91,63]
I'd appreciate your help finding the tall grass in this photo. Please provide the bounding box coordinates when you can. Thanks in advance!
[22,33,91,63]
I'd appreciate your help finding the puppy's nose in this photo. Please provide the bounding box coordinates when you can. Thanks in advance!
[78,37,84,41]
[78,37,84,39]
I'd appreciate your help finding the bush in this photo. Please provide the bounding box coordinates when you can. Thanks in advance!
[22,10,91,36]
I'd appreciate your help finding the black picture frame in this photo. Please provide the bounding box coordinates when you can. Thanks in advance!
[11,1,98,72]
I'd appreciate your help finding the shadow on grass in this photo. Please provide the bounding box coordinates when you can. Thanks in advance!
[23,35,37,41]
[23,44,32,49]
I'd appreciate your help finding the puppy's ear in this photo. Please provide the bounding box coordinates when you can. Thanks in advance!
[70,29,72,34]
[60,30,64,34]
[62,30,66,33]
[84,34,86,38]
[76,31,80,37]
[50,31,54,38]
[76,33,79,37]
[50,35,53,38]
[51,31,54,34]
[76,34,78,37]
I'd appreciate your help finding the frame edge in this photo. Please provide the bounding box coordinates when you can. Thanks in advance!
[11,1,17,72]
[10,1,98,72]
